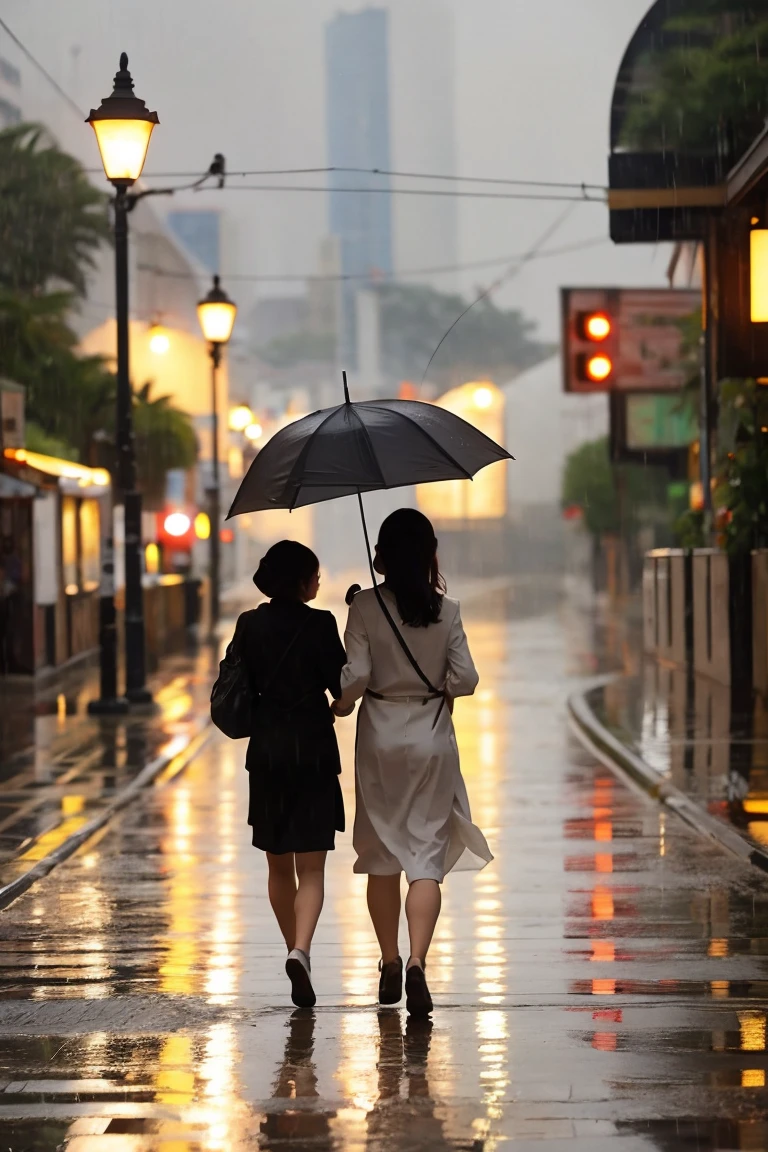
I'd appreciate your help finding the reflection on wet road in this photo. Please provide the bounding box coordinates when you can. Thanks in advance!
[0,584,767,1150]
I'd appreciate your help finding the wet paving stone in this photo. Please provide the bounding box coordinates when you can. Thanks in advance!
[0,595,767,1148]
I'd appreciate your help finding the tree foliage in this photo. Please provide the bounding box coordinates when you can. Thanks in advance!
[621,4,768,158]
[0,124,110,296]
[713,378,768,554]
[561,436,672,538]
[377,284,553,386]
[0,126,196,502]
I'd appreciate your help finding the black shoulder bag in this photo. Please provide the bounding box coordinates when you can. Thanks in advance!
[210,613,311,740]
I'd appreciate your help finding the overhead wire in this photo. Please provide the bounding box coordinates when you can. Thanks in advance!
[0,16,85,120]
[135,234,609,286]
[420,200,580,383]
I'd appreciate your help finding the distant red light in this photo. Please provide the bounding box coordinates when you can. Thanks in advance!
[220,528,234,544]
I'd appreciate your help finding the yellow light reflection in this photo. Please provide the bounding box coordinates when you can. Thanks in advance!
[738,1012,766,1051]
[743,1069,766,1087]
[711,980,730,999]
[708,938,729,958]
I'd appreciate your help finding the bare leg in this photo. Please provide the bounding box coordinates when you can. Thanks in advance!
[266,852,297,951]
[367,874,402,963]
[294,851,327,955]
[405,879,441,967]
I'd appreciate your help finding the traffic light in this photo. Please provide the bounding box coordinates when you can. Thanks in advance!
[562,290,619,392]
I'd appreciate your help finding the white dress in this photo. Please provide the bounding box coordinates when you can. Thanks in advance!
[336,588,493,883]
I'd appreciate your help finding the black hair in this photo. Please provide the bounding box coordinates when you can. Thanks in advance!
[253,540,319,600]
[377,508,445,628]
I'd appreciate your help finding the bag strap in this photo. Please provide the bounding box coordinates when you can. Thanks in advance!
[371,585,441,697]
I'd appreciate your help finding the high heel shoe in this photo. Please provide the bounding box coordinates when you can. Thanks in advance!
[405,959,433,1017]
[378,956,403,1004]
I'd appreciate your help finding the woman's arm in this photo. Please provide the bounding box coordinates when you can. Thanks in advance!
[319,611,348,699]
[445,604,479,700]
[333,599,372,716]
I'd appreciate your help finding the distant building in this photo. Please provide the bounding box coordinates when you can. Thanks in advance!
[167,210,221,276]
[0,55,22,128]
[326,8,393,365]
[388,0,458,288]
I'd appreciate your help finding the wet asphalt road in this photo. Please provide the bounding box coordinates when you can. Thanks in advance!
[1,585,768,1151]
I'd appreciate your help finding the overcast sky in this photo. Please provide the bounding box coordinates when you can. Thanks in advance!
[2,0,667,342]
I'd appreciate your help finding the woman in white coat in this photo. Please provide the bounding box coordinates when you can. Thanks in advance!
[333,509,492,1016]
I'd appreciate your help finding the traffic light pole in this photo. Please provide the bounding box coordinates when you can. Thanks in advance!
[699,216,716,517]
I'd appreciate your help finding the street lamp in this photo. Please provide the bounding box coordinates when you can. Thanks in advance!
[198,275,237,636]
[86,53,158,707]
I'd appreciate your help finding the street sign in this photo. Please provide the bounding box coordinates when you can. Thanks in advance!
[562,288,700,394]
[609,391,697,471]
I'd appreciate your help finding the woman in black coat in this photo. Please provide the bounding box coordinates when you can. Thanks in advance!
[231,540,346,1007]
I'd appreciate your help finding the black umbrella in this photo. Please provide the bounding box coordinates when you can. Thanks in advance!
[227,373,513,573]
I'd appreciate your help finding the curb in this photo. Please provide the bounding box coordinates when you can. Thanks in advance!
[567,686,768,875]
[0,719,214,912]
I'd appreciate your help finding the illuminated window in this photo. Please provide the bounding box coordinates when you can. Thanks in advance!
[79,499,101,591]
[61,497,78,593]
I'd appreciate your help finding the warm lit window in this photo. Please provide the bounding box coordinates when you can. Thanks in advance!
[80,499,101,591]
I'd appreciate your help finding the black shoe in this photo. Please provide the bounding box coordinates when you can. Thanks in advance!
[405,962,433,1017]
[378,956,403,1005]
[285,949,316,1008]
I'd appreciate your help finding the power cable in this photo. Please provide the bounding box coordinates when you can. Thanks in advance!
[420,201,579,383]
[134,234,608,286]
[195,183,603,203]
[0,16,84,120]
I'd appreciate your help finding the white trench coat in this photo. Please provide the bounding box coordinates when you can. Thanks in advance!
[336,587,493,883]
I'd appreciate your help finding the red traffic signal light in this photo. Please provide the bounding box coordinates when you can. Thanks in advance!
[562,291,619,392]
[580,312,612,342]
[581,353,614,384]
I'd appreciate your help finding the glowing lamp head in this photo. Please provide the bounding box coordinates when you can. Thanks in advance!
[473,386,494,410]
[86,53,158,186]
[586,354,613,384]
[164,511,191,538]
[245,422,263,442]
[198,275,237,345]
[585,313,612,342]
[229,405,254,432]
[149,325,170,355]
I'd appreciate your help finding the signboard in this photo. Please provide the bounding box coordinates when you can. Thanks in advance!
[609,391,696,470]
[625,394,697,452]
[562,288,700,394]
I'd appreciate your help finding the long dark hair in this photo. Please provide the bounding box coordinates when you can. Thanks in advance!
[377,509,445,628]
[253,540,319,599]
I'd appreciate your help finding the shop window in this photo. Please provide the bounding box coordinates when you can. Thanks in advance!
[61,497,78,595]
[80,499,100,592]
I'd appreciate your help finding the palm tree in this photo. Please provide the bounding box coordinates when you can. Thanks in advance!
[0,123,110,297]
[133,383,198,508]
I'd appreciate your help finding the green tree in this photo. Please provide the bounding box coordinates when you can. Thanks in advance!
[713,378,768,554]
[621,5,768,158]
[562,436,672,539]
[377,284,553,386]
[0,124,110,296]
[133,383,198,508]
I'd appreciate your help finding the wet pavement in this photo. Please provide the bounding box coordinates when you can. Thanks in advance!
[0,582,767,1150]
[589,660,768,858]
[0,649,217,892]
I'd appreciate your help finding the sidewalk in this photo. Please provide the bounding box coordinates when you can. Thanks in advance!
[0,645,218,906]
[570,657,768,871]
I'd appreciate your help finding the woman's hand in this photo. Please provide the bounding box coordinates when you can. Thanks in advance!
[332,700,353,718]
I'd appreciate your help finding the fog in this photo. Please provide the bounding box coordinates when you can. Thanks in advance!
[2,0,665,339]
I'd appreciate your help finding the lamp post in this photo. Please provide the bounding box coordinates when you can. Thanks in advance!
[197,276,237,637]
[86,53,158,706]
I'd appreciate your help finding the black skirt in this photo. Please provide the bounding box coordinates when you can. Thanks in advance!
[245,704,345,855]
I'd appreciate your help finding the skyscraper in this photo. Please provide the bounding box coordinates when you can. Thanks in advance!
[326,8,393,366]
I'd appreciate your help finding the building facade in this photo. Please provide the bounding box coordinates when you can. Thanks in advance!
[0,54,21,128]
[326,7,393,366]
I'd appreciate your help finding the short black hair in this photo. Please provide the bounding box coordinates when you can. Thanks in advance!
[253,540,319,599]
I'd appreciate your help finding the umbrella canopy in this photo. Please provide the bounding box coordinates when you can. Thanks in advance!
[227,397,513,518]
